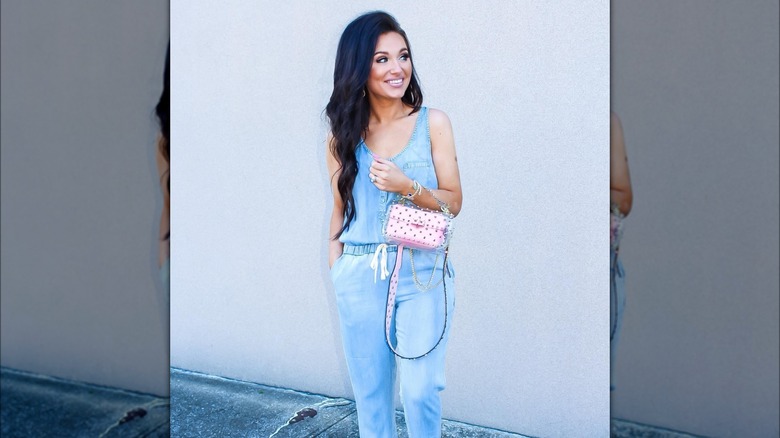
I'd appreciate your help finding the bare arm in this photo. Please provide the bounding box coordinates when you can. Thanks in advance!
[370,109,463,216]
[610,112,632,216]
[325,132,345,268]
[155,134,170,266]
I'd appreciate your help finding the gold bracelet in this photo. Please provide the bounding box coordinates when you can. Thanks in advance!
[402,180,422,200]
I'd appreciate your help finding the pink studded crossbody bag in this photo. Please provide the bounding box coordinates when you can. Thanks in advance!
[381,191,453,360]
[383,198,453,251]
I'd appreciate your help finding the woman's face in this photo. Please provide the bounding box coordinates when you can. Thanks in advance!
[366,32,412,101]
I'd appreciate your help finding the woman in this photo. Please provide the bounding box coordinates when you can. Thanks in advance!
[325,11,462,437]
[155,45,170,300]
[610,111,632,391]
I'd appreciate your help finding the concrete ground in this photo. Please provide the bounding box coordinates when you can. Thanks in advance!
[1,367,169,438]
[169,367,527,438]
[1,366,704,437]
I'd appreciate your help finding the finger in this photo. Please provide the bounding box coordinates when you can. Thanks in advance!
[381,160,398,171]
[371,162,385,174]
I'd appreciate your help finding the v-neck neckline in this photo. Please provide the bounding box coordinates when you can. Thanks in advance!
[360,108,423,161]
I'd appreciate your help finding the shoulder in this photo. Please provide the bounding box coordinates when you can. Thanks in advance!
[425,108,456,156]
[425,107,452,132]
[425,108,454,144]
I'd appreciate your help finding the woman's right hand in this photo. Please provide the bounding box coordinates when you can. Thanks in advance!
[328,237,343,270]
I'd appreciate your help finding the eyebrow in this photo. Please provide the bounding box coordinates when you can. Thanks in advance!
[374,48,409,55]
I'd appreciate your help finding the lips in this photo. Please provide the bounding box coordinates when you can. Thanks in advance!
[386,78,404,87]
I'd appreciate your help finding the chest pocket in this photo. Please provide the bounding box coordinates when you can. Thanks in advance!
[403,160,430,169]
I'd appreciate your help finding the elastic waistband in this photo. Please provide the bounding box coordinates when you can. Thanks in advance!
[342,243,398,256]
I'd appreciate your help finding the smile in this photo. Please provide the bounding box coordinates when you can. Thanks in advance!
[386,78,404,87]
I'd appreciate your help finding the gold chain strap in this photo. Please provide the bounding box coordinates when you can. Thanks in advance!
[409,248,445,291]
[425,187,451,215]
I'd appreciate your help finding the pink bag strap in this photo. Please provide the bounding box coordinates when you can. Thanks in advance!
[384,244,449,360]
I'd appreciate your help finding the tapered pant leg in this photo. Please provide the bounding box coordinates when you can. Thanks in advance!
[332,248,454,438]
[610,255,626,391]
[394,251,455,438]
[332,252,397,438]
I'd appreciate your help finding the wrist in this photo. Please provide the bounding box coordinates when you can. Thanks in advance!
[399,178,414,196]
[401,179,422,200]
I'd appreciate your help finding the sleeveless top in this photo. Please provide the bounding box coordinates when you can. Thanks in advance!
[339,107,438,245]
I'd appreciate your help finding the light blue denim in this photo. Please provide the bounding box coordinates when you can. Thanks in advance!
[610,250,625,390]
[331,107,456,437]
[339,107,438,246]
[331,244,454,437]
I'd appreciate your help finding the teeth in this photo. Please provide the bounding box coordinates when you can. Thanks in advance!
[388,79,403,85]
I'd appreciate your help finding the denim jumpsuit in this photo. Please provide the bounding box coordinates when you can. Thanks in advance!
[610,216,626,391]
[330,107,456,437]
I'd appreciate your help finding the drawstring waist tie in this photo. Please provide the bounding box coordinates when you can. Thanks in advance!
[342,243,398,283]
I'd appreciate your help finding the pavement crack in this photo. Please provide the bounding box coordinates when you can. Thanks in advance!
[97,399,169,438]
[267,398,353,438]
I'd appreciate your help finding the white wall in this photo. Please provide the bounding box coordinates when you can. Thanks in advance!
[170,1,610,436]
[0,1,170,396]
[611,1,779,437]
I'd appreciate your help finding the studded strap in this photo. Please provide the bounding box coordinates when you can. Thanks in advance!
[384,244,449,360]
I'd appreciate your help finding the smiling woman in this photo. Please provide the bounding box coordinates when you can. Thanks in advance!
[170,2,611,435]
[324,10,462,437]
[367,32,411,99]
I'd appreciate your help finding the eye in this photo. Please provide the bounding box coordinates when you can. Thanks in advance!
[400,53,410,61]
[375,56,388,63]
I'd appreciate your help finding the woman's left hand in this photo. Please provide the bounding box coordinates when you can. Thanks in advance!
[369,156,412,194]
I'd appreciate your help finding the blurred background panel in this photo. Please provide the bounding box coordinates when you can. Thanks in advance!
[1,0,170,396]
[611,1,779,436]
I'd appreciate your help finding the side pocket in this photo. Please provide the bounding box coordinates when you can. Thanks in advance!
[329,254,347,282]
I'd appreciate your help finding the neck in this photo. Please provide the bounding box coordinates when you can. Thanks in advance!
[368,97,410,125]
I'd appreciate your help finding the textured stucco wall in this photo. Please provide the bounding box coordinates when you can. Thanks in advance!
[611,1,780,437]
[170,1,610,435]
[0,1,170,395]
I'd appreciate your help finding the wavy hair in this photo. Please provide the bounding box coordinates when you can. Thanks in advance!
[326,11,423,239]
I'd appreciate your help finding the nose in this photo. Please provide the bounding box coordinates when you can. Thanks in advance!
[389,58,401,74]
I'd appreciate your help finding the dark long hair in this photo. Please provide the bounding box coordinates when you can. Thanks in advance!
[155,44,170,192]
[326,11,423,239]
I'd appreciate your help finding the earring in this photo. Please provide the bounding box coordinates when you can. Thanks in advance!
[362,88,366,98]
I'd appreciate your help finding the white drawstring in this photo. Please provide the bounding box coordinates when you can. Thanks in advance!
[370,243,390,283]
